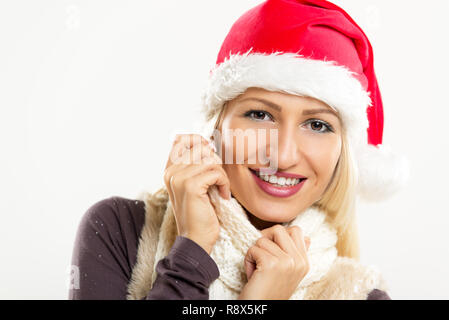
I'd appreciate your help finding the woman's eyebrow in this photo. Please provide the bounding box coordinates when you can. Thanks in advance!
[302,108,339,119]
[237,97,282,112]
[236,97,339,119]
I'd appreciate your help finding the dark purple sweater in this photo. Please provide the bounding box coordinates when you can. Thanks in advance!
[68,196,391,300]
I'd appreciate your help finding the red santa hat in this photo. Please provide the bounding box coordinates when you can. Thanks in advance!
[200,0,409,201]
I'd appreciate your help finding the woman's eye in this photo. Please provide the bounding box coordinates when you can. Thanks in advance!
[305,120,333,133]
[244,110,272,121]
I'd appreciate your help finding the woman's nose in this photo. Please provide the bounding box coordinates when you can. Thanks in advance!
[272,127,301,171]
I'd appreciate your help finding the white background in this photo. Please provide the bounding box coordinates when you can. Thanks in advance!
[1,0,448,299]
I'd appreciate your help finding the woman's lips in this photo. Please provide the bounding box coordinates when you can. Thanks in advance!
[249,169,307,198]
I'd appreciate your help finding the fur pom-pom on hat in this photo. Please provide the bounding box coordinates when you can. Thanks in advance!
[355,143,410,201]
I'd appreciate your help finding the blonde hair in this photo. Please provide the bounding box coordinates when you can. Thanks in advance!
[212,101,360,260]
[313,132,360,260]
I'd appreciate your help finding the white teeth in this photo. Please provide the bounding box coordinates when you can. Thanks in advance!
[278,177,286,186]
[255,170,303,187]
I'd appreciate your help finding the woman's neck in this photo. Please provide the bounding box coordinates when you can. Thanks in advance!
[232,195,280,230]
[247,213,278,230]
[240,206,278,230]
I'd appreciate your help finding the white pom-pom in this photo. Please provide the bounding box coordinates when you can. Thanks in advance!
[355,144,411,201]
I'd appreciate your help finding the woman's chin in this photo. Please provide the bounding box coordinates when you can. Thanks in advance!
[233,189,299,224]
[246,202,297,225]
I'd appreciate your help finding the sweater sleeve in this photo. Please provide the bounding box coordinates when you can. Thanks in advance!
[68,197,219,300]
[145,236,220,300]
[367,288,391,300]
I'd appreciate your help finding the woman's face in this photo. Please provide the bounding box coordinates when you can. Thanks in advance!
[215,87,342,229]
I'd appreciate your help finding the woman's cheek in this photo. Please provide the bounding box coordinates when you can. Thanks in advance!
[300,135,341,179]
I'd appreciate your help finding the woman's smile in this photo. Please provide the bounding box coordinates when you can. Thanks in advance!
[249,168,307,198]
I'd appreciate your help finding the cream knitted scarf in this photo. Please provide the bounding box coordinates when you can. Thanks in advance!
[127,185,388,300]
[206,186,338,299]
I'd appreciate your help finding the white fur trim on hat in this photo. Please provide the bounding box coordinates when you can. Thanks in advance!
[200,49,409,201]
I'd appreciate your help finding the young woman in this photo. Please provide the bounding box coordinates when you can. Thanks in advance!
[69,0,407,300]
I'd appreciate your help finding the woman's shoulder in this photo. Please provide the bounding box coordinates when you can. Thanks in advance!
[69,196,147,299]
[75,187,170,258]
[80,196,147,234]
[74,196,147,264]
[305,256,391,300]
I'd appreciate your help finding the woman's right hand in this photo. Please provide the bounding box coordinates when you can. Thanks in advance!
[163,134,231,254]
[238,225,311,300]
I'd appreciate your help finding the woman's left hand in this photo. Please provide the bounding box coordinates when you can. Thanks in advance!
[238,225,310,300]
